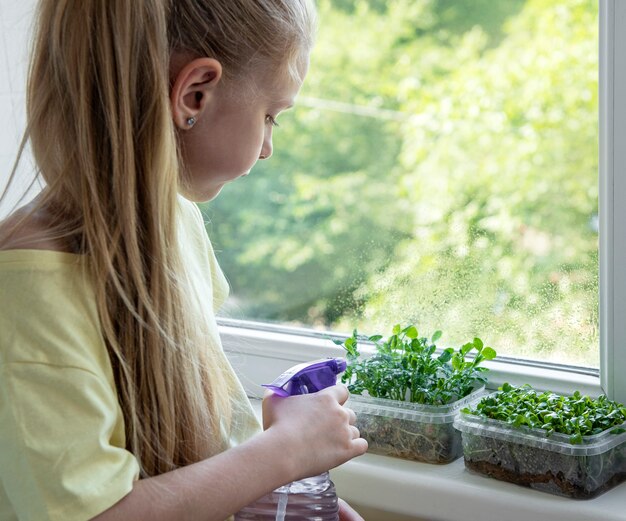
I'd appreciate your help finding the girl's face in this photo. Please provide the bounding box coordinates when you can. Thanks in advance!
[176,59,308,202]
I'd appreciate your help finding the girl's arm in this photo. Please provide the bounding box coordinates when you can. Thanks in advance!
[92,385,366,521]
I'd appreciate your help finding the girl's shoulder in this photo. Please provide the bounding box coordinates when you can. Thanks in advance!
[0,201,74,253]
[0,229,101,372]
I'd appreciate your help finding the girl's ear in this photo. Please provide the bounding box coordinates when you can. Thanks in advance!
[170,57,223,130]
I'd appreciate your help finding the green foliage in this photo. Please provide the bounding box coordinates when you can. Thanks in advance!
[350,0,599,365]
[465,383,626,444]
[336,324,496,405]
[204,0,599,366]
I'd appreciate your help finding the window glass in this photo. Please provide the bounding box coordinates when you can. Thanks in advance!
[202,0,599,368]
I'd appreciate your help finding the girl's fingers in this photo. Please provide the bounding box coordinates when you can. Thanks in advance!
[349,425,360,439]
[351,436,368,455]
[345,407,357,425]
[338,498,365,521]
[320,383,350,405]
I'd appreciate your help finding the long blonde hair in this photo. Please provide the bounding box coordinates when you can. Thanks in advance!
[3,0,315,478]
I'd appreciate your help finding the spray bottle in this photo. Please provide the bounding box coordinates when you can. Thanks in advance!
[234,357,346,521]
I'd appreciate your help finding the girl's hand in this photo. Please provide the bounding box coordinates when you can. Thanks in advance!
[338,498,365,521]
[262,384,368,481]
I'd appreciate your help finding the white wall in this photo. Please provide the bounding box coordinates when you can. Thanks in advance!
[0,0,38,218]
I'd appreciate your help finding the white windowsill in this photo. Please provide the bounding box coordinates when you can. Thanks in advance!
[330,451,626,521]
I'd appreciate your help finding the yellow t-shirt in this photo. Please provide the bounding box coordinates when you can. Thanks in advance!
[0,198,260,521]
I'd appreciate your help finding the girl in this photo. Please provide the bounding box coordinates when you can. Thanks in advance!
[0,1,367,520]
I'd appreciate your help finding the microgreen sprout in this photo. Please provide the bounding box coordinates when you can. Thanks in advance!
[464,383,626,444]
[333,324,496,405]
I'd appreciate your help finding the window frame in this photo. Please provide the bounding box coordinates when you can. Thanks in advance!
[601,0,626,404]
[221,0,623,404]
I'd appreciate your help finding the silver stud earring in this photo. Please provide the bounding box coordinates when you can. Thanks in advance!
[186,116,196,128]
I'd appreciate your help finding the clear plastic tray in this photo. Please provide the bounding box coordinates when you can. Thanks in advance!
[347,386,486,464]
[454,403,626,498]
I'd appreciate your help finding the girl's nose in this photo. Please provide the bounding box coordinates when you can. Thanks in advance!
[259,132,273,160]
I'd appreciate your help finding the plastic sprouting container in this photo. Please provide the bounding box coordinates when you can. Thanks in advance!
[454,405,626,499]
[347,386,486,464]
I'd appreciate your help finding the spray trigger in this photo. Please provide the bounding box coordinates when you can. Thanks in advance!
[262,357,347,397]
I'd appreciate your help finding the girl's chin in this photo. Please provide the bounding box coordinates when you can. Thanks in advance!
[180,183,225,203]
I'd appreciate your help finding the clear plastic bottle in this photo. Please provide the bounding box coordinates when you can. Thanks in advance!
[235,358,347,521]
[234,472,338,521]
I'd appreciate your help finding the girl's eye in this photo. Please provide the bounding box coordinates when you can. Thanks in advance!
[265,115,279,127]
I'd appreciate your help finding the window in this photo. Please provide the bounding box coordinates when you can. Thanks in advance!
[205,0,622,397]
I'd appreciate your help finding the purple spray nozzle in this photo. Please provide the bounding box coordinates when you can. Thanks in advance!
[262,357,347,397]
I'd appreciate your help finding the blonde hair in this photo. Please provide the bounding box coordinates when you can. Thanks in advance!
[3,0,315,478]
